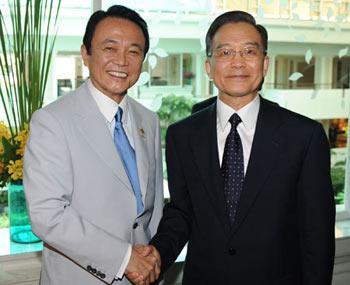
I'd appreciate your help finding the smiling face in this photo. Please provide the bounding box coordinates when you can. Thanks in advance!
[205,22,269,109]
[81,17,145,103]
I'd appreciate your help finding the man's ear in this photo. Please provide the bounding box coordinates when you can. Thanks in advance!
[81,44,90,68]
[263,55,269,77]
[205,58,212,79]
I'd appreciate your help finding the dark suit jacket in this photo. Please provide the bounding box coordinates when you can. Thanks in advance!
[151,97,335,285]
[192,96,217,113]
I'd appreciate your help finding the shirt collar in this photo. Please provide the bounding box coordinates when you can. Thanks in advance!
[217,94,260,131]
[87,79,129,123]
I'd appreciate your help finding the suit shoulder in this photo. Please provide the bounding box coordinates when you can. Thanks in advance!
[192,96,217,113]
[168,105,212,135]
[33,93,74,122]
[32,84,89,126]
[281,105,319,125]
[266,101,322,131]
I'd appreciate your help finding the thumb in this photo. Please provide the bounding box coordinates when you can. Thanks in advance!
[140,245,153,257]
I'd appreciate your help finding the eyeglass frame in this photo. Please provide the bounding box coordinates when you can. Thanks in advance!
[207,44,267,61]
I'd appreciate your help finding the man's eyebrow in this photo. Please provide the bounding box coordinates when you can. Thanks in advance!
[130,43,144,51]
[215,41,261,50]
[214,43,231,50]
[242,41,261,47]
[100,39,143,51]
[101,39,120,45]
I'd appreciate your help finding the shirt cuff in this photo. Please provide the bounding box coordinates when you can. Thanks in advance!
[116,244,132,279]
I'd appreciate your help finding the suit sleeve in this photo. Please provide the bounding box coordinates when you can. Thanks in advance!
[297,122,335,284]
[150,126,193,273]
[23,109,130,284]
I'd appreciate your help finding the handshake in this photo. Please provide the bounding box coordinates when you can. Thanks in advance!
[125,244,161,285]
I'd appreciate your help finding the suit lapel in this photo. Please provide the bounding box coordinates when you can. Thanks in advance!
[190,104,231,234]
[73,83,133,193]
[128,98,149,202]
[230,98,283,234]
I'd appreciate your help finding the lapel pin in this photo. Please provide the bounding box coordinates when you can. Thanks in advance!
[139,128,145,138]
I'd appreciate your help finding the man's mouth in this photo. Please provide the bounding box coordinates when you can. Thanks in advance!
[227,74,249,80]
[107,71,128,78]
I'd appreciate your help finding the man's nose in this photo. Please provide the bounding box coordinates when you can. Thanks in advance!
[113,50,128,65]
[230,52,246,67]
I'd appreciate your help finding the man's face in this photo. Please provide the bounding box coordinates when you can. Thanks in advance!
[81,17,145,103]
[205,22,269,106]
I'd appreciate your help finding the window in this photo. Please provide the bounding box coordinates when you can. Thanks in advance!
[56,54,89,98]
[143,54,182,86]
[136,53,196,99]
[275,56,315,89]
[333,56,350,89]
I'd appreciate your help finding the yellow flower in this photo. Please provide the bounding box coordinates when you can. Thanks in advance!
[0,121,11,154]
[15,123,29,157]
[0,121,10,137]
[0,123,28,183]
[7,159,23,181]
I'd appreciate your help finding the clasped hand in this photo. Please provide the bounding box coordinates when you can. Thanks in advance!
[125,244,161,285]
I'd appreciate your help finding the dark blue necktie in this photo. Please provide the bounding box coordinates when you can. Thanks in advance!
[114,107,144,214]
[221,113,244,225]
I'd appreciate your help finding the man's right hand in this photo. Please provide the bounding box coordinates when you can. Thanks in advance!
[125,245,161,285]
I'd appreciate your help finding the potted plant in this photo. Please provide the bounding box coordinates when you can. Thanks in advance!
[0,0,61,243]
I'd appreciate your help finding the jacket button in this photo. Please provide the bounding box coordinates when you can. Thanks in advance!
[133,222,138,229]
[228,248,236,255]
[87,265,92,272]
[100,273,106,279]
[91,268,97,274]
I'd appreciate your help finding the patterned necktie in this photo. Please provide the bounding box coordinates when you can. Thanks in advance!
[221,113,244,225]
[114,107,144,214]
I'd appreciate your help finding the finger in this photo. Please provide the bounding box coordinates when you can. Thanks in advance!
[148,268,156,283]
[126,272,143,285]
[135,277,145,285]
[154,261,161,279]
[126,271,139,279]
[146,259,157,282]
[144,260,154,279]
[147,252,160,277]
[150,246,161,267]
[134,275,145,285]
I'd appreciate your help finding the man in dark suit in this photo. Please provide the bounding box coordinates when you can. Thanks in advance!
[147,10,335,285]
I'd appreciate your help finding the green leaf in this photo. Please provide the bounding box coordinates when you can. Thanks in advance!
[0,0,61,136]
[156,95,194,146]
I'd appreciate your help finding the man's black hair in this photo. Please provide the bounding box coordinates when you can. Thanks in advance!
[83,5,149,57]
[205,10,268,57]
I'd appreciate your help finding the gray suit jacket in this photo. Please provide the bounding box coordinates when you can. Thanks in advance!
[23,81,164,285]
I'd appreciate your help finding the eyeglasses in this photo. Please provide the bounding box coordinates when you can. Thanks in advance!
[209,46,265,61]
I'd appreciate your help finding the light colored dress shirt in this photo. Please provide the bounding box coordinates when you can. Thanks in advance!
[88,79,132,279]
[217,95,260,174]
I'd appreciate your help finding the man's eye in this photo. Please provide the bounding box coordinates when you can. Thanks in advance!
[129,49,141,55]
[222,49,231,56]
[244,48,257,56]
[104,46,114,52]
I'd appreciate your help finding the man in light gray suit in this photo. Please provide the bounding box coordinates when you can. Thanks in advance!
[24,5,163,285]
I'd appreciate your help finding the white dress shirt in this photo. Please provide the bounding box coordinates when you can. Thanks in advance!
[217,95,260,174]
[88,79,132,279]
